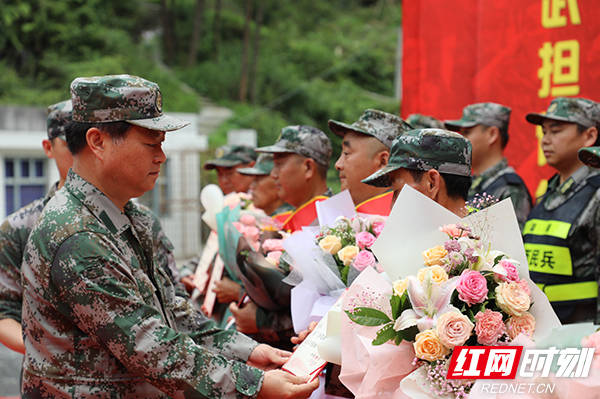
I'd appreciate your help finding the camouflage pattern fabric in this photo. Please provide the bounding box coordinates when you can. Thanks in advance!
[237,154,273,176]
[46,100,72,139]
[468,158,532,228]
[70,74,189,131]
[328,109,413,149]
[205,145,258,170]
[256,125,332,167]
[579,147,600,169]
[0,184,57,323]
[445,102,511,131]
[526,97,600,128]
[362,128,472,187]
[21,170,263,398]
[406,113,444,129]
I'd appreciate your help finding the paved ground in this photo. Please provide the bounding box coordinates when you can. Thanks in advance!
[0,344,21,396]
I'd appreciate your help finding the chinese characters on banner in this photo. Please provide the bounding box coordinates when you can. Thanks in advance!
[402,0,600,198]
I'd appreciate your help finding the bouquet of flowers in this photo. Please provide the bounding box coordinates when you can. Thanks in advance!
[315,215,385,286]
[346,223,536,398]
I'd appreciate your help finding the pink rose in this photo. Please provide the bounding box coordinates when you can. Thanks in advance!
[582,332,600,369]
[494,259,519,282]
[352,250,376,271]
[372,221,385,237]
[242,226,260,243]
[356,231,377,249]
[240,214,257,226]
[456,269,489,305]
[436,311,474,349]
[262,239,284,252]
[506,312,535,340]
[266,251,282,266]
[474,309,506,345]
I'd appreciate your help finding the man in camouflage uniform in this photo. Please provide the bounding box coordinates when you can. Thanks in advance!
[237,153,294,222]
[0,100,73,354]
[205,145,257,195]
[406,113,444,129]
[20,75,317,398]
[445,102,531,227]
[523,97,600,324]
[329,109,413,215]
[362,128,473,216]
[229,126,333,350]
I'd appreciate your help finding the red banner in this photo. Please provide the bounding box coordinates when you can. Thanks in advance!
[402,0,600,198]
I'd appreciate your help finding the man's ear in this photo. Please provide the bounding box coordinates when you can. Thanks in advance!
[376,150,390,168]
[42,139,54,159]
[303,158,316,179]
[583,126,598,147]
[487,126,501,146]
[85,127,107,160]
[424,169,442,199]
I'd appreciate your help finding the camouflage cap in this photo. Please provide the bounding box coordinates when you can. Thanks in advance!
[406,113,444,129]
[256,125,332,167]
[204,145,257,170]
[362,128,472,187]
[445,102,511,131]
[328,109,413,148]
[237,153,274,176]
[578,147,600,168]
[70,74,189,131]
[47,100,73,140]
[526,97,600,128]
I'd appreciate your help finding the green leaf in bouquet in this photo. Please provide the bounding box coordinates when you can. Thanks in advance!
[390,294,401,319]
[493,254,505,265]
[345,307,391,326]
[400,325,419,342]
[399,291,412,312]
[372,322,395,345]
[340,265,350,285]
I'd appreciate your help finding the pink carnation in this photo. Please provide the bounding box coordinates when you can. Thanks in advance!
[474,309,506,345]
[506,312,535,340]
[495,260,520,282]
[240,214,257,226]
[440,224,470,239]
[352,250,376,271]
[456,269,488,305]
[242,226,260,242]
[262,239,285,252]
[517,279,531,297]
[356,231,377,249]
[372,221,385,237]
[232,221,243,233]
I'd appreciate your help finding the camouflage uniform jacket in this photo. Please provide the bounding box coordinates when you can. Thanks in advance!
[21,170,263,398]
[468,158,532,228]
[0,183,58,323]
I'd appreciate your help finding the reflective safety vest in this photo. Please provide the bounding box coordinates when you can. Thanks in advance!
[523,175,600,321]
[355,191,393,216]
[282,195,329,233]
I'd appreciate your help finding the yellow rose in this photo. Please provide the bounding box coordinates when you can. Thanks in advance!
[413,329,450,362]
[422,245,448,266]
[393,279,408,296]
[319,235,342,255]
[417,265,448,284]
[495,281,531,317]
[337,245,359,266]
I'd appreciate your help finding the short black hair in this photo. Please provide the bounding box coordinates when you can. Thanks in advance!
[65,121,131,155]
[480,124,509,148]
[407,169,471,201]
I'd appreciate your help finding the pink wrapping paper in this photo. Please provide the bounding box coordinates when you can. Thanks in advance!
[338,268,417,398]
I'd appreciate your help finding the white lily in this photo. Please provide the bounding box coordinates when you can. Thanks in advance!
[393,271,459,332]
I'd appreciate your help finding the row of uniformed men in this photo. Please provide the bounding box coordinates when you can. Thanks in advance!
[0,72,599,398]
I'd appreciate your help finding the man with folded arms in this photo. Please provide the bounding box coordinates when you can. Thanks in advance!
[20,74,317,398]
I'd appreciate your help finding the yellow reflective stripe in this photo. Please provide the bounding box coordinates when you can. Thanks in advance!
[523,219,571,239]
[525,243,572,275]
[537,281,598,302]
